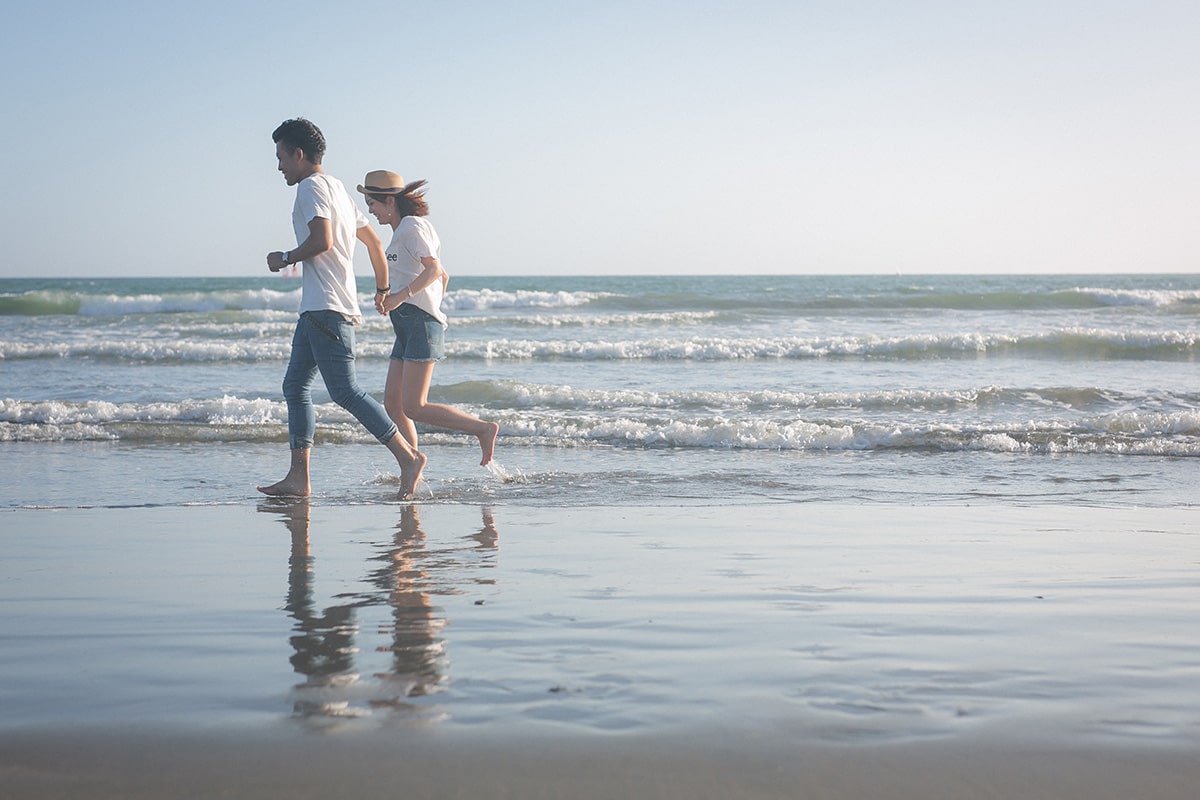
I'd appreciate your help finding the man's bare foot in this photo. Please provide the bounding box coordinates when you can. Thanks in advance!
[261,450,311,497]
[399,450,427,499]
[256,477,310,497]
[477,422,499,466]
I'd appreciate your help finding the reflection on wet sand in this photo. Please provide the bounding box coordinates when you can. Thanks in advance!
[257,499,499,727]
[363,505,447,706]
[277,499,357,685]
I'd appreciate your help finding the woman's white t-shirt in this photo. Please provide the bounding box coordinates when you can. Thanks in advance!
[387,216,447,326]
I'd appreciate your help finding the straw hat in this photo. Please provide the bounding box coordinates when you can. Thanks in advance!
[356,170,406,195]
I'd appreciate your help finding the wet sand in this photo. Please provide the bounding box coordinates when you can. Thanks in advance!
[3,725,1197,799]
[1,501,1197,798]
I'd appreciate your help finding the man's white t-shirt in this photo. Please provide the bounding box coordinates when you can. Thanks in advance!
[293,173,369,322]
[387,216,447,326]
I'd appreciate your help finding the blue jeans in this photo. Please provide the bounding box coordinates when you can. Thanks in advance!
[283,311,398,450]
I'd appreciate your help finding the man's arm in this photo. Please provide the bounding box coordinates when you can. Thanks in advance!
[267,217,333,272]
[355,225,390,314]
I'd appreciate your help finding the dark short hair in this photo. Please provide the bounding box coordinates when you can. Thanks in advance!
[272,118,326,164]
[370,180,430,218]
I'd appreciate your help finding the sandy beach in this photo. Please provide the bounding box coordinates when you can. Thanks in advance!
[1,500,1196,798]
[3,725,1197,799]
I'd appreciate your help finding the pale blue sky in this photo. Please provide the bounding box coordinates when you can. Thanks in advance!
[2,0,1196,277]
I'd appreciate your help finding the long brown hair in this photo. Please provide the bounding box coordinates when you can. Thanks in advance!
[371,180,429,218]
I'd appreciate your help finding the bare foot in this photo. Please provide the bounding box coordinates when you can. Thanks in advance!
[256,477,310,497]
[477,422,500,466]
[399,450,428,499]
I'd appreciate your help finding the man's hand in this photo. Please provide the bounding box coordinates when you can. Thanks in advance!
[267,251,289,272]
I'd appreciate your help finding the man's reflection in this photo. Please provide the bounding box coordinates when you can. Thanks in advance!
[274,499,357,682]
[259,497,362,721]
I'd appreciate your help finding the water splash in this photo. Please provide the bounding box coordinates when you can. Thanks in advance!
[486,461,528,484]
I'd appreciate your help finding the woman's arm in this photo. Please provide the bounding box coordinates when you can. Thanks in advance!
[381,256,445,313]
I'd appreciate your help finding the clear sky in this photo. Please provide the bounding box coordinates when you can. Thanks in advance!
[1,0,1197,278]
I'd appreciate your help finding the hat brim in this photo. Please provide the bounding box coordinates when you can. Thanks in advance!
[356,184,405,195]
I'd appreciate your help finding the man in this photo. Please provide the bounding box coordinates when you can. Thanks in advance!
[257,118,425,498]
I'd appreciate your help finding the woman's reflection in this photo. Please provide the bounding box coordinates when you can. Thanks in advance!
[363,504,446,705]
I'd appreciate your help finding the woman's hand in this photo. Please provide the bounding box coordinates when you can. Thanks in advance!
[380,291,407,314]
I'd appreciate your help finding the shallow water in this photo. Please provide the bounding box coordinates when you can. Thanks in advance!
[3,503,1196,746]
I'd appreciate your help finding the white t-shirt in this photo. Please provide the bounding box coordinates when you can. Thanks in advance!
[387,216,447,326]
[293,173,369,322]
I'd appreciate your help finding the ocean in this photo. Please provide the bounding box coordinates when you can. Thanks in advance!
[2,273,1198,510]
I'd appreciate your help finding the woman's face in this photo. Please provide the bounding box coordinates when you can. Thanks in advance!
[365,195,397,226]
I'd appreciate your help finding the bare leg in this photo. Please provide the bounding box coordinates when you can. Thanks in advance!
[475,421,499,466]
[257,448,311,497]
[385,432,427,499]
[400,360,499,466]
[384,359,419,449]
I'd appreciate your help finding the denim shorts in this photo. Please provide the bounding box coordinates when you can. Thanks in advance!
[389,303,446,362]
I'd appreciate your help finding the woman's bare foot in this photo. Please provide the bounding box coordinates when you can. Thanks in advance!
[256,476,310,497]
[399,450,427,499]
[477,422,499,466]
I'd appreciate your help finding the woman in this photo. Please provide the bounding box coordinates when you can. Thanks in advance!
[357,170,498,466]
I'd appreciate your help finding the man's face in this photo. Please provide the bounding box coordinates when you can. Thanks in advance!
[275,142,305,186]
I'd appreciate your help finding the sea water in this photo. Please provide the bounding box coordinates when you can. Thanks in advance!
[1,273,1198,509]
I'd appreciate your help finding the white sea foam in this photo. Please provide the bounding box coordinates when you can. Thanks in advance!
[444,288,607,311]
[4,395,1199,456]
[451,310,722,328]
[446,329,1200,361]
[0,396,287,426]
[74,288,303,316]
[1071,287,1200,308]
[483,382,1001,412]
[0,339,295,362]
[0,421,115,441]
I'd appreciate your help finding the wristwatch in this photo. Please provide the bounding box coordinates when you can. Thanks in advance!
[282,251,291,266]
